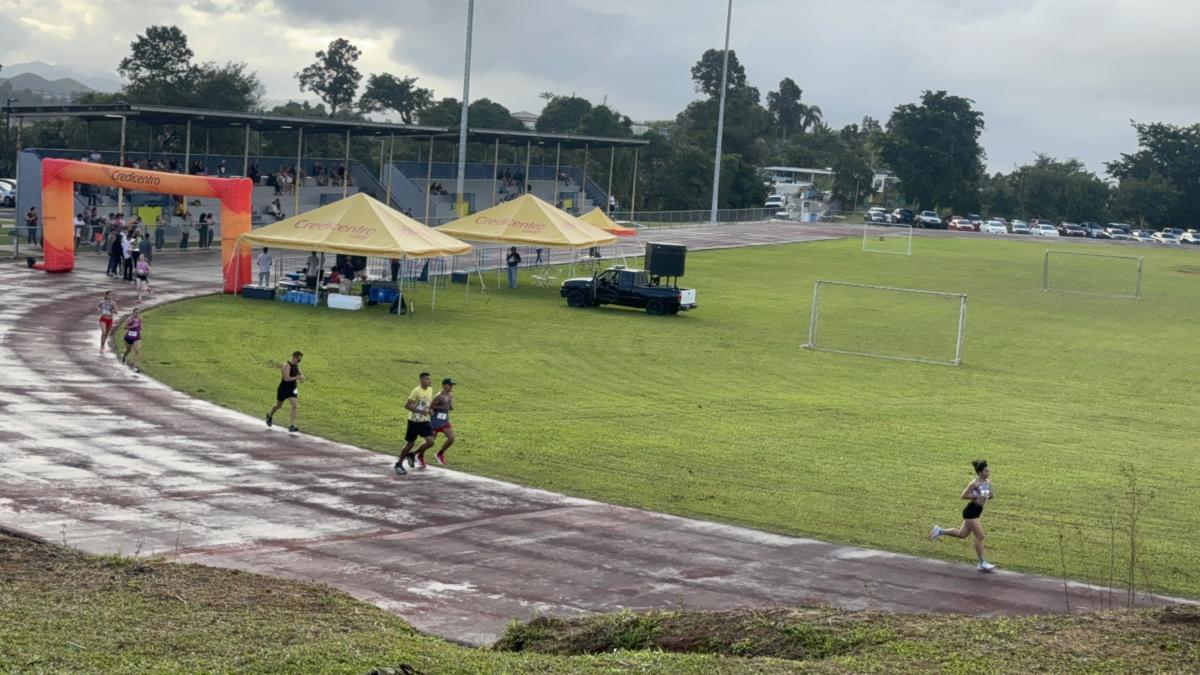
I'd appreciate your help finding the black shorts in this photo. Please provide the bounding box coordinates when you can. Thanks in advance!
[962,502,984,520]
[276,383,297,402]
[405,419,433,442]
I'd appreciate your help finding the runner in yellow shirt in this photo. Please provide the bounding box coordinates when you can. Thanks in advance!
[395,372,435,474]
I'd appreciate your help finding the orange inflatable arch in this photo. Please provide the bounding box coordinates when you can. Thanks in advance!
[38,158,252,293]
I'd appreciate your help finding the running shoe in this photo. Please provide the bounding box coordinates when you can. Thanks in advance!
[393,462,407,476]
[977,561,996,573]
[406,454,416,468]
[928,525,942,541]
[132,366,140,373]
[288,425,298,433]
[435,451,447,466]
[265,414,273,428]
[415,457,427,470]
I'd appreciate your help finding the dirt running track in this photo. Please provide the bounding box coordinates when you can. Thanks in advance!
[0,224,1182,646]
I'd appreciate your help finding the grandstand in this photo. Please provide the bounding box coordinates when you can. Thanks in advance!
[6,103,645,245]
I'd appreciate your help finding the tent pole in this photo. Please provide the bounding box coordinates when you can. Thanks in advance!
[630,147,640,222]
[294,127,303,219]
[386,134,395,205]
[553,142,561,205]
[490,138,499,207]
[580,144,589,215]
[607,146,615,214]
[431,258,439,310]
[523,140,532,197]
[316,252,324,307]
[342,128,350,198]
[424,136,434,224]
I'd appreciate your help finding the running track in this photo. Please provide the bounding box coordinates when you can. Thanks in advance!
[0,223,1182,645]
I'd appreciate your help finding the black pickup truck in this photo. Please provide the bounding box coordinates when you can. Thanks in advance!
[560,266,698,315]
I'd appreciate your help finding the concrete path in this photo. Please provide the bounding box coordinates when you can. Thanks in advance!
[0,225,1180,646]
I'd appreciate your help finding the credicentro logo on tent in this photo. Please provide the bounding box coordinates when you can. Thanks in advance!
[109,170,162,187]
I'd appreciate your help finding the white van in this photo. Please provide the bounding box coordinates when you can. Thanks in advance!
[764,195,786,209]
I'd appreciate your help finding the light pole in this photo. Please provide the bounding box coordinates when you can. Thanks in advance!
[709,0,734,224]
[455,0,475,216]
[4,98,17,177]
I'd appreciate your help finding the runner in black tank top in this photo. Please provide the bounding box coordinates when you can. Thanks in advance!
[927,460,997,572]
[266,351,304,433]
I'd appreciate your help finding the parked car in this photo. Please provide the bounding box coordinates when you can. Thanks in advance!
[1010,220,1031,235]
[948,217,976,232]
[1180,231,1200,245]
[890,208,915,225]
[764,195,786,209]
[1059,222,1087,237]
[1104,223,1131,235]
[966,214,983,228]
[1081,222,1105,238]
[864,207,889,224]
[1152,231,1181,244]
[917,210,944,228]
[1031,223,1060,237]
[1107,232,1134,241]
[980,220,1008,234]
[1130,230,1156,242]
[0,181,13,208]
[1162,228,1185,238]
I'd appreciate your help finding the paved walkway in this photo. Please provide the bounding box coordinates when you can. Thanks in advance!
[0,226,1181,646]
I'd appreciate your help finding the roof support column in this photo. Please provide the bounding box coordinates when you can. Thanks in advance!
[630,147,639,222]
[490,138,499,207]
[523,140,532,199]
[424,136,434,224]
[552,142,562,206]
[606,145,615,214]
[117,115,127,215]
[386,133,395,206]
[242,123,251,177]
[342,128,351,198]
[184,120,191,174]
[580,143,589,215]
[294,127,303,218]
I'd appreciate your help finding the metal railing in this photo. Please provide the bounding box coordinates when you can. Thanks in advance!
[616,208,780,228]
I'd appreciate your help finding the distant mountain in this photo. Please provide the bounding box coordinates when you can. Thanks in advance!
[0,61,121,93]
[1,72,93,97]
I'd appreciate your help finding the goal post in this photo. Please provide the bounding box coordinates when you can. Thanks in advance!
[862,223,913,255]
[802,280,967,366]
[1041,250,1143,300]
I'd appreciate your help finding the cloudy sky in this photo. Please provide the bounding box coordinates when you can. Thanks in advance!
[2,0,1198,173]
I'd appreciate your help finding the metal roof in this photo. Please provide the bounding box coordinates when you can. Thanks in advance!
[2,103,647,148]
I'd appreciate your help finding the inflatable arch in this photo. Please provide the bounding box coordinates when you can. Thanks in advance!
[38,158,252,293]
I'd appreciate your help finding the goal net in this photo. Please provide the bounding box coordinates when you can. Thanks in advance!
[802,280,967,366]
[1042,250,1143,299]
[862,224,913,255]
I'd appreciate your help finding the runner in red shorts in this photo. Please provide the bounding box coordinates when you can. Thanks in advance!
[97,291,118,353]
[429,377,456,465]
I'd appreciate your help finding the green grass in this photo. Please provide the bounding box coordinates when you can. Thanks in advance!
[0,535,799,674]
[140,237,1200,597]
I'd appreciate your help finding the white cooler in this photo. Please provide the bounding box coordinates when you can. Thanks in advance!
[327,293,364,310]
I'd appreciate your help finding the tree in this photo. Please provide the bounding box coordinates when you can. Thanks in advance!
[576,105,632,138]
[419,97,462,126]
[880,90,985,211]
[536,96,592,133]
[798,103,823,133]
[1107,122,1200,227]
[359,73,433,123]
[189,61,263,111]
[467,98,525,130]
[690,48,750,99]
[118,25,196,105]
[1109,172,1178,227]
[296,38,362,117]
[766,78,803,139]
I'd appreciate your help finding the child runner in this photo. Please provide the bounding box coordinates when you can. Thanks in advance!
[429,378,456,465]
[928,459,996,572]
[266,351,304,433]
[120,308,143,372]
[134,256,152,301]
[394,372,434,475]
[97,291,118,353]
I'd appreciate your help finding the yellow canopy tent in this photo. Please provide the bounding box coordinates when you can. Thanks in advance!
[236,193,471,310]
[438,194,617,287]
[579,207,638,237]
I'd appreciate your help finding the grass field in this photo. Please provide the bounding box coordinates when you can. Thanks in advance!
[140,236,1200,597]
[6,535,1197,673]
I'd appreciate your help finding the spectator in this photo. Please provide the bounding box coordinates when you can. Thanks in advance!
[505,246,521,289]
[121,230,135,281]
[74,213,85,249]
[608,194,617,213]
[267,198,285,221]
[257,247,273,287]
[248,162,260,184]
[217,160,228,178]
[138,230,153,264]
[305,251,320,290]
[154,215,167,251]
[24,207,39,245]
[180,211,193,249]
[390,257,401,282]
[106,227,122,276]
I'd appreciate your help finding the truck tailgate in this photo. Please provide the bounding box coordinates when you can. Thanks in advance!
[679,288,697,307]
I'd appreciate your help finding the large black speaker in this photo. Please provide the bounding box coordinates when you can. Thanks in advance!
[645,243,687,277]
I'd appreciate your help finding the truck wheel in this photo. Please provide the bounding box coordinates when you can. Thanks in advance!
[567,290,589,308]
[646,299,665,315]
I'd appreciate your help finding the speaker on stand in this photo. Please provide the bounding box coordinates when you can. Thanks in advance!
[644,243,687,280]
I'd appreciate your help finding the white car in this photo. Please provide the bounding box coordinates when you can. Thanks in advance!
[1180,231,1200,245]
[1010,220,1031,234]
[764,195,785,209]
[917,210,943,228]
[1031,223,1059,237]
[1151,232,1180,244]
[980,220,1008,235]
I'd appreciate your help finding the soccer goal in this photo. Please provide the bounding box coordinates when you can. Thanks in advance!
[1042,250,1143,300]
[862,223,913,256]
[802,280,967,366]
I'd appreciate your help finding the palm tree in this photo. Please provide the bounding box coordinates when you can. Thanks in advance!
[798,103,824,133]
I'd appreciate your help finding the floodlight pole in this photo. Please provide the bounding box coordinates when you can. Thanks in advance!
[553,142,562,205]
[386,133,395,205]
[294,127,303,218]
[709,0,734,224]
[242,123,251,177]
[523,140,532,198]
[490,138,499,206]
[184,120,191,174]
[581,143,589,214]
[606,146,615,214]
[117,115,127,215]
[455,0,475,216]
[342,128,350,198]
[630,147,639,221]
[424,136,434,224]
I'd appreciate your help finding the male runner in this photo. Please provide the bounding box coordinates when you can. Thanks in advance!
[266,351,304,433]
[395,372,435,474]
[429,378,456,465]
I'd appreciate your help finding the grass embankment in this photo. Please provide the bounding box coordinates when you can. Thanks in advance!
[139,237,1200,597]
[4,535,1197,674]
